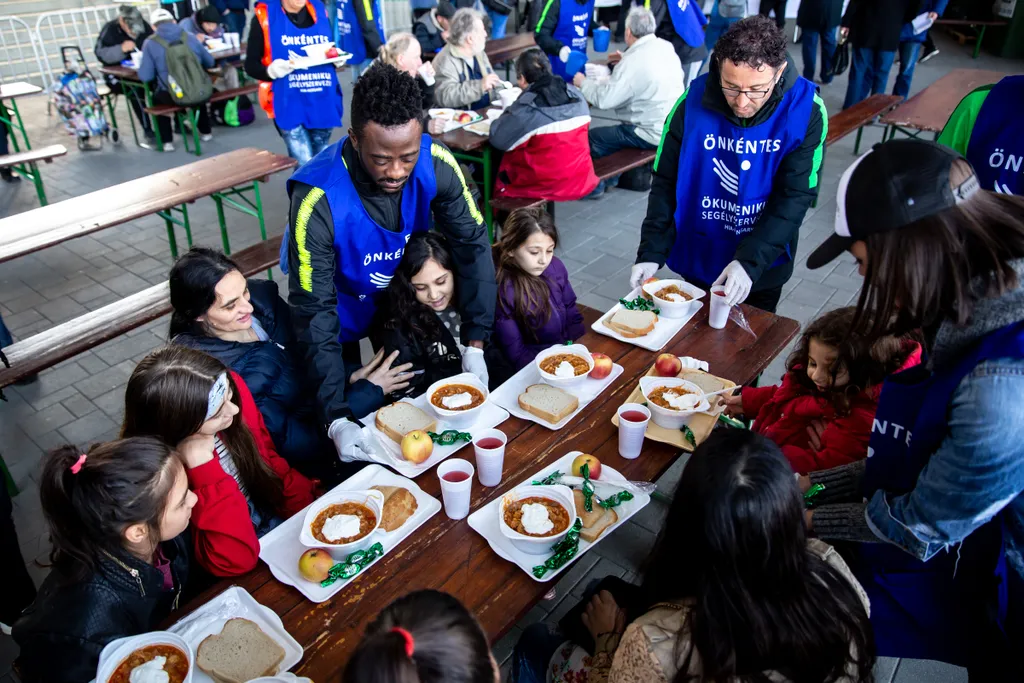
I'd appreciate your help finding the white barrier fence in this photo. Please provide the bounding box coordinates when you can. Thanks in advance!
[34,4,125,89]
[0,15,50,89]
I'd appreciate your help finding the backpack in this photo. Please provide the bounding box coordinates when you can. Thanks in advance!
[152,35,213,106]
[717,0,748,18]
[211,94,256,126]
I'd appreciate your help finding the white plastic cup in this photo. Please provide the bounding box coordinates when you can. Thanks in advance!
[709,285,730,330]
[472,429,507,487]
[417,61,436,86]
[437,458,475,519]
[617,403,650,460]
[498,88,518,108]
[226,32,240,48]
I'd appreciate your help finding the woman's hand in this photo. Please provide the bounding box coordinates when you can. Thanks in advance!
[581,590,626,641]
[427,118,446,135]
[350,349,415,395]
[177,433,215,469]
[720,392,743,417]
[796,473,811,493]
[806,420,826,451]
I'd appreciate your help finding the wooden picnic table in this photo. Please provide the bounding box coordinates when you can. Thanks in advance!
[168,303,800,680]
[880,68,1007,138]
[0,81,43,154]
[432,105,501,239]
[486,32,537,66]
[0,147,295,263]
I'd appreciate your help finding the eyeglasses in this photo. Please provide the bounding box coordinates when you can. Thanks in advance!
[720,69,780,100]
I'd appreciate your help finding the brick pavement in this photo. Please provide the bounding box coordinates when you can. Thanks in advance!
[3,30,1021,683]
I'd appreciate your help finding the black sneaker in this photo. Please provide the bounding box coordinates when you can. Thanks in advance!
[0,170,20,183]
[920,46,939,63]
[139,130,158,150]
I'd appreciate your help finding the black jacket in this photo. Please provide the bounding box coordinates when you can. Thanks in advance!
[535,0,592,56]
[842,0,919,51]
[287,138,496,426]
[13,537,190,683]
[171,279,338,482]
[245,4,315,82]
[370,305,464,401]
[95,18,153,69]
[414,11,447,56]
[797,0,845,30]
[638,55,826,292]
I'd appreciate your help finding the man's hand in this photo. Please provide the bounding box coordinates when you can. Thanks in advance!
[559,46,571,62]
[927,11,938,19]
[352,349,414,395]
[807,420,826,451]
[121,39,137,52]
[629,262,659,290]
[607,50,623,65]
[267,58,295,80]
[572,72,586,88]
[712,260,752,307]
[462,346,489,386]
[328,419,375,462]
[482,72,501,91]
[720,392,743,417]
[581,590,626,640]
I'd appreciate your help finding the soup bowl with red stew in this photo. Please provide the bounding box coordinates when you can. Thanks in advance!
[96,631,194,683]
[498,484,578,555]
[427,372,490,429]
[638,376,710,430]
[299,489,386,560]
[535,344,594,390]
[641,279,705,319]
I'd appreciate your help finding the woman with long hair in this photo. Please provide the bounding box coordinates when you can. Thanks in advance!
[122,345,316,577]
[493,207,585,370]
[801,139,1024,675]
[514,429,873,683]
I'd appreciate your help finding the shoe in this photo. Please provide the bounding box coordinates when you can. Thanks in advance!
[162,142,175,152]
[200,133,213,142]
[583,180,607,200]
[139,131,157,150]
[1,171,20,183]
[920,46,939,63]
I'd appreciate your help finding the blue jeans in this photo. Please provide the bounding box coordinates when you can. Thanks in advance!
[277,125,333,166]
[801,27,838,83]
[487,8,509,38]
[588,124,656,193]
[843,46,896,109]
[511,623,568,683]
[222,9,247,35]
[893,41,922,99]
[0,313,12,348]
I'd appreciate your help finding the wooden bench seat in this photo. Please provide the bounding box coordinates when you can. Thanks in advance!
[0,236,282,389]
[826,93,902,151]
[143,84,261,117]
[0,144,67,169]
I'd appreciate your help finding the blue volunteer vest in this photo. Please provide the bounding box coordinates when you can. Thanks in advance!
[647,0,707,49]
[667,74,815,285]
[967,75,1024,197]
[287,135,438,343]
[853,322,1024,664]
[264,0,344,130]
[550,0,595,80]
[336,0,385,64]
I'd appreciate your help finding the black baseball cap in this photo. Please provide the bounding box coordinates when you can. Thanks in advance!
[806,139,981,269]
[437,0,457,19]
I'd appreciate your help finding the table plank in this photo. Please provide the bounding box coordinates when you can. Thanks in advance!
[168,304,799,680]
[880,68,1007,133]
[0,82,43,99]
[0,148,296,264]
[486,33,537,65]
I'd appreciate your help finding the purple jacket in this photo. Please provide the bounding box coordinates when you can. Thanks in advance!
[494,257,586,370]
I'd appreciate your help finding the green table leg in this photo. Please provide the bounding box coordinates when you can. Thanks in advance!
[163,214,179,258]
[208,181,274,278]
[6,98,31,151]
[213,194,231,253]
[974,26,985,59]
[481,147,494,242]
[854,125,865,154]
[251,180,272,279]
[156,204,194,258]
[28,162,47,206]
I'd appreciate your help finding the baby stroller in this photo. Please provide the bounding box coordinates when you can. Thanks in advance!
[50,46,117,150]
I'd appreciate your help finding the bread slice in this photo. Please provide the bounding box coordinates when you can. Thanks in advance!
[572,489,618,542]
[518,384,579,424]
[606,309,657,338]
[375,401,437,444]
[197,618,286,683]
[371,485,419,531]
[678,369,728,395]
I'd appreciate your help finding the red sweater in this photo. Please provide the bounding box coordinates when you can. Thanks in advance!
[743,344,922,474]
[186,372,316,576]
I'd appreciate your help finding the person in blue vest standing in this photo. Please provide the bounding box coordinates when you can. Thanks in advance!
[800,139,1024,677]
[644,0,707,85]
[630,16,827,314]
[893,0,946,99]
[938,74,1024,196]
[534,0,596,82]
[286,64,496,464]
[335,0,386,76]
[211,0,251,35]
[246,0,345,165]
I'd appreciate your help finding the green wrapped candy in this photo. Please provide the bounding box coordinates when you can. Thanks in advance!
[532,470,564,486]
[619,297,660,315]
[428,430,472,446]
[532,519,583,579]
[598,491,634,509]
[321,542,385,587]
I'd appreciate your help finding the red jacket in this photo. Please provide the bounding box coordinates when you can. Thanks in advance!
[186,372,317,576]
[743,344,922,474]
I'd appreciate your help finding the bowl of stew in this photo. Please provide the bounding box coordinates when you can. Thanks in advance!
[427,372,490,429]
[641,279,705,319]
[96,631,194,683]
[638,376,710,430]
[498,484,578,555]
[299,489,386,560]
[534,344,594,390]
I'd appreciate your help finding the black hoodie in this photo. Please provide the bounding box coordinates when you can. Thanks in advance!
[637,55,827,293]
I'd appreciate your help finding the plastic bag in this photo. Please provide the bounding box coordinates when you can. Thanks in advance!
[729,306,757,339]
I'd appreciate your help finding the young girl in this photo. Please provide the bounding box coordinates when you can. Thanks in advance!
[493,206,586,370]
[344,589,498,683]
[13,438,197,683]
[122,345,317,577]
[722,306,921,474]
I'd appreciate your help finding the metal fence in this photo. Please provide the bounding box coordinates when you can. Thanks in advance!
[34,4,127,88]
[0,15,50,89]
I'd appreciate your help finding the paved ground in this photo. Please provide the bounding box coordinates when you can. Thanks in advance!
[2,29,1021,682]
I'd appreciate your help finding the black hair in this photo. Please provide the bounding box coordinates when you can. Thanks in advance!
[642,429,875,682]
[515,48,552,84]
[377,232,455,339]
[351,63,425,138]
[168,246,243,338]
[41,438,182,579]
[437,0,456,19]
[713,15,788,71]
[196,5,222,24]
[343,590,494,683]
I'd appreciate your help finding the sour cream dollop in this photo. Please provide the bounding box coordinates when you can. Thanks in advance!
[441,392,473,409]
[520,502,554,535]
[554,361,576,378]
[322,514,361,541]
[129,656,169,683]
[664,391,701,411]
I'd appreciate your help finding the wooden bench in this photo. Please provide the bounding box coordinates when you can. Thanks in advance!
[0,147,296,264]
[935,18,1010,59]
[144,84,261,156]
[826,93,903,154]
[0,236,281,390]
[0,144,67,207]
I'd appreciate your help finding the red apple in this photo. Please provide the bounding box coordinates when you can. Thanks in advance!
[325,46,340,58]
[401,429,434,464]
[590,352,613,380]
[655,353,682,377]
[456,112,473,123]
[642,277,659,287]
[571,453,602,480]
[298,548,335,583]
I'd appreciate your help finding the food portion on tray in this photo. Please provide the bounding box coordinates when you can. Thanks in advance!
[428,108,484,132]
[593,283,706,351]
[196,618,285,682]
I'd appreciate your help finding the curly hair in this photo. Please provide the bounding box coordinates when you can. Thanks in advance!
[351,63,424,138]
[713,15,787,71]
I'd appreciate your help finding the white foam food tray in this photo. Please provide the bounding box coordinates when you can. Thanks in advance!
[591,286,703,352]
[490,362,624,431]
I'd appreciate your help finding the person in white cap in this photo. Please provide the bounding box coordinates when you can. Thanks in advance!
[800,138,1024,676]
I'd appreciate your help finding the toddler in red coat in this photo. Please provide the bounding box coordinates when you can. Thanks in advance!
[722,307,921,474]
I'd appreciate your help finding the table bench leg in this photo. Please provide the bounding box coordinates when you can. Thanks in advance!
[157,204,194,259]
[177,110,202,156]
[28,162,47,206]
[210,181,273,278]
[974,26,985,59]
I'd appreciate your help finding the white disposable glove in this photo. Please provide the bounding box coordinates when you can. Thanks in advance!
[713,260,753,307]
[629,262,659,290]
[559,46,571,62]
[328,418,374,463]
[462,346,489,386]
[267,59,295,80]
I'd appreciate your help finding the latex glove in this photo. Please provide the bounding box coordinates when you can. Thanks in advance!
[629,262,659,290]
[713,260,752,307]
[267,59,295,80]
[462,346,489,386]
[328,418,374,463]
[678,356,709,372]
[559,46,571,63]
